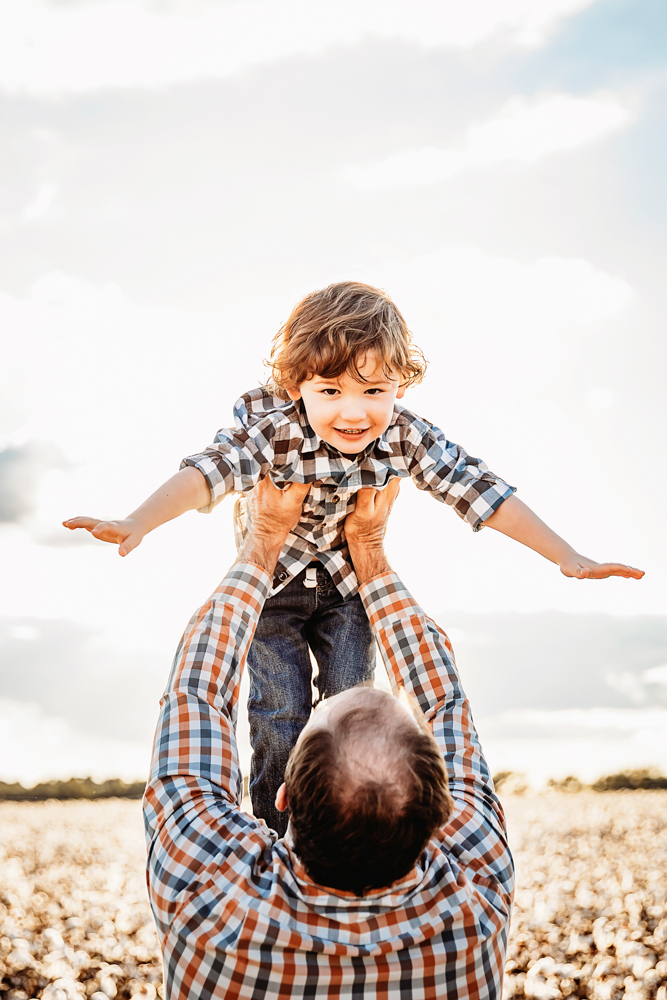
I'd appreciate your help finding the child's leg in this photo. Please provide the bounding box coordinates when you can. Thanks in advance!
[303,565,376,702]
[246,576,316,837]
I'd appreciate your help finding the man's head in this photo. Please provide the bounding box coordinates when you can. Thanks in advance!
[279,686,453,896]
[268,281,427,454]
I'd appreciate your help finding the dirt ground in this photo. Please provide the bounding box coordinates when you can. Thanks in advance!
[1,792,667,999]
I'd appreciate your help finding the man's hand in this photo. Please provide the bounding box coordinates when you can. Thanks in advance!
[559,554,645,580]
[345,479,401,585]
[237,478,310,575]
[62,516,146,557]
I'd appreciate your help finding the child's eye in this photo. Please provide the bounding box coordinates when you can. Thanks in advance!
[365,388,385,395]
[321,388,339,396]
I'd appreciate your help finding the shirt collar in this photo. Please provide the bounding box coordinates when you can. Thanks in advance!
[297,401,322,453]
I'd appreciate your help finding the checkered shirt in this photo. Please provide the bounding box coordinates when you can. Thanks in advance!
[181,388,515,597]
[144,561,514,1000]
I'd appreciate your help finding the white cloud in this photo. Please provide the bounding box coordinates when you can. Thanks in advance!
[0,271,231,459]
[644,664,667,686]
[605,671,646,704]
[380,246,633,351]
[585,387,614,411]
[343,92,630,190]
[478,708,667,786]
[22,182,61,221]
[0,699,149,784]
[0,0,600,96]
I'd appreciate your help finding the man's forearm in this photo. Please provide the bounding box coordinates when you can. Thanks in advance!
[236,534,286,578]
[483,494,577,565]
[347,542,392,585]
[345,482,401,584]
[127,466,211,534]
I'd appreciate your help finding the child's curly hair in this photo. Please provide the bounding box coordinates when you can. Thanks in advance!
[267,281,427,393]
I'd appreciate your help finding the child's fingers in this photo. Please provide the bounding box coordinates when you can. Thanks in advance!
[119,534,142,557]
[589,562,645,580]
[62,516,103,531]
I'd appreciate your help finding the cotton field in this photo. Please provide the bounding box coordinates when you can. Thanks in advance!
[503,791,667,1000]
[1,793,667,1000]
[0,800,161,1000]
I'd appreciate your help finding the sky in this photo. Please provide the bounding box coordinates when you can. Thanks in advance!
[1,0,666,788]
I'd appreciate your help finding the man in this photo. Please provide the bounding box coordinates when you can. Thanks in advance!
[144,478,515,999]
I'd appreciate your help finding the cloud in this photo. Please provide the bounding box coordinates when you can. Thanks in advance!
[0,443,68,523]
[343,91,630,190]
[438,609,667,715]
[481,706,667,739]
[0,272,233,466]
[644,664,667,686]
[0,0,600,96]
[0,615,163,743]
[477,707,667,786]
[22,181,62,222]
[0,698,149,784]
[0,613,247,784]
[380,247,633,357]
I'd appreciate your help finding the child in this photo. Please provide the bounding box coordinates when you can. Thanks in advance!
[64,281,643,835]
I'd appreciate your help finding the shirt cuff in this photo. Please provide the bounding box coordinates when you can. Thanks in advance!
[359,572,424,631]
[470,480,516,532]
[179,455,229,513]
[210,562,273,620]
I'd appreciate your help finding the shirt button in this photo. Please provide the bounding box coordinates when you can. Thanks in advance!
[277,571,288,581]
[331,495,340,503]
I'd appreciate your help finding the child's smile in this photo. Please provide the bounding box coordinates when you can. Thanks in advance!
[287,351,406,454]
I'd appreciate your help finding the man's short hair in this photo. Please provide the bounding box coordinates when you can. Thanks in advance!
[284,689,453,896]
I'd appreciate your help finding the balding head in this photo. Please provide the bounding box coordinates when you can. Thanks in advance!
[283,687,453,895]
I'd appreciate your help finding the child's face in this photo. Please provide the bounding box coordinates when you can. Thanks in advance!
[287,351,406,454]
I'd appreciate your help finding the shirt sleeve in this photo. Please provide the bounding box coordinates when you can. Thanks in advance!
[359,572,514,895]
[407,420,516,531]
[180,415,282,513]
[143,562,270,827]
[142,563,273,939]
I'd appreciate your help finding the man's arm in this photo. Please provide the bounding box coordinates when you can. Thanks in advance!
[484,493,644,580]
[143,479,309,938]
[146,477,310,802]
[346,485,513,892]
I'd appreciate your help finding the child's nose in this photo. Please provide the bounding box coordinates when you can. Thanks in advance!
[339,398,367,421]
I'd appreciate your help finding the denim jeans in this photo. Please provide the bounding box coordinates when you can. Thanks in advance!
[246,562,375,837]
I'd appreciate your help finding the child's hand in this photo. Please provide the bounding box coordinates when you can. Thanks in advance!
[62,516,146,557]
[559,554,645,580]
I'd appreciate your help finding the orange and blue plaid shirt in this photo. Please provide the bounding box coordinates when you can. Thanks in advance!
[144,562,514,999]
[181,388,515,597]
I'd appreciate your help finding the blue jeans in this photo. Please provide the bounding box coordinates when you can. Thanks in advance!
[247,563,375,836]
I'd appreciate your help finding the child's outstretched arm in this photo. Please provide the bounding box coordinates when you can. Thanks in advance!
[484,494,644,580]
[63,466,210,557]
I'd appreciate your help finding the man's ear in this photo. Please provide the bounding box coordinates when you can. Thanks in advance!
[396,384,407,399]
[286,387,302,401]
[275,782,289,813]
